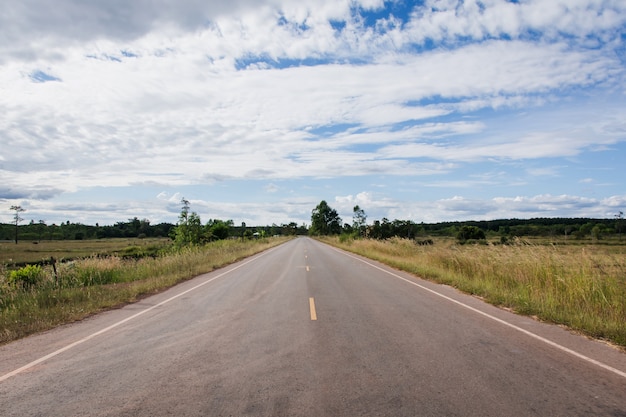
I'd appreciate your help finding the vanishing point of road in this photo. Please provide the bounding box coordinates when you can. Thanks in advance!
[1,237,625,416]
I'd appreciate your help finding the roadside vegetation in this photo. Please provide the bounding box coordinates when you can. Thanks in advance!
[310,202,625,348]
[0,199,295,345]
[0,237,290,345]
[323,236,626,349]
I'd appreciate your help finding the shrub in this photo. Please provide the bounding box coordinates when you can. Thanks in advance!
[339,232,359,243]
[456,225,486,243]
[8,265,44,289]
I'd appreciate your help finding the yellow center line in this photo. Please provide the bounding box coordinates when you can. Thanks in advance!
[309,297,317,321]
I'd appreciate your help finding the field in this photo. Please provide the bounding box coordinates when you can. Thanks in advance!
[0,238,170,266]
[323,236,626,349]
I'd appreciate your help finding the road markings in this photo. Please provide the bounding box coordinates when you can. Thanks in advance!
[0,247,280,383]
[329,246,626,380]
[309,297,317,321]
[306,266,310,272]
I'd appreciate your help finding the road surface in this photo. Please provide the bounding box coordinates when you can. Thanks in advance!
[1,237,625,416]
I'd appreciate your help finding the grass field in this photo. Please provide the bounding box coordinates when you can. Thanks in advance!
[323,236,626,349]
[0,238,170,266]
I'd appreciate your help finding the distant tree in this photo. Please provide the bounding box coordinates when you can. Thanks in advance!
[353,205,367,237]
[310,200,342,235]
[282,222,299,236]
[10,205,25,244]
[370,218,393,240]
[456,225,485,243]
[207,219,231,240]
[173,198,203,246]
[616,211,624,240]
[37,220,46,242]
[128,217,141,236]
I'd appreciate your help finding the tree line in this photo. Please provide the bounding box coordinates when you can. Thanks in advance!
[3,201,623,243]
[2,200,308,244]
[309,200,625,242]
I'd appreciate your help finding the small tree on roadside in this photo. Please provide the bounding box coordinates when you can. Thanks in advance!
[10,205,25,244]
[353,205,367,237]
[206,219,231,241]
[172,198,203,247]
[310,200,342,235]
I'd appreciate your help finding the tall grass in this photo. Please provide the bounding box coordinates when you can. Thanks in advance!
[325,237,626,348]
[0,237,290,344]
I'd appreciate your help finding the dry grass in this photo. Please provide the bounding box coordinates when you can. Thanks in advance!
[324,237,626,348]
[0,238,170,265]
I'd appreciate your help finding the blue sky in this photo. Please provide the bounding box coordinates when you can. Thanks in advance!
[1,0,625,226]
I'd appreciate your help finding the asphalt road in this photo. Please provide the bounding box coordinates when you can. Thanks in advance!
[1,237,625,416]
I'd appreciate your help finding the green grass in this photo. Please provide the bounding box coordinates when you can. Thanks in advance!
[323,236,626,349]
[0,237,291,344]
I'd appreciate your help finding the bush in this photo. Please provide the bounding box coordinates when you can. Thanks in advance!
[456,225,486,243]
[338,232,357,243]
[8,265,44,289]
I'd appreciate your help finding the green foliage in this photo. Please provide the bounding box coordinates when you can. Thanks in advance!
[0,218,174,241]
[456,225,486,243]
[171,199,234,246]
[207,219,232,241]
[352,205,367,237]
[339,231,359,243]
[8,265,44,289]
[310,200,342,235]
[172,198,204,247]
[369,218,421,240]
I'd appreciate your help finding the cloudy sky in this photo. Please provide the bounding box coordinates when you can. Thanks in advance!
[1,0,625,227]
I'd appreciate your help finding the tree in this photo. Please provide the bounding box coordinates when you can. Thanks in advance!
[172,198,203,246]
[310,200,342,235]
[353,205,367,237]
[37,220,46,242]
[616,211,624,240]
[456,225,485,243]
[206,219,231,240]
[283,222,298,236]
[10,205,25,244]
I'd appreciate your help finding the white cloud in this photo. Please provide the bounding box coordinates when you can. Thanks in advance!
[265,183,279,193]
[408,0,626,44]
[385,194,626,224]
[1,0,625,225]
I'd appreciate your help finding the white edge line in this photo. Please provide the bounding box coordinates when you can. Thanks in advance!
[331,246,626,380]
[0,248,275,383]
